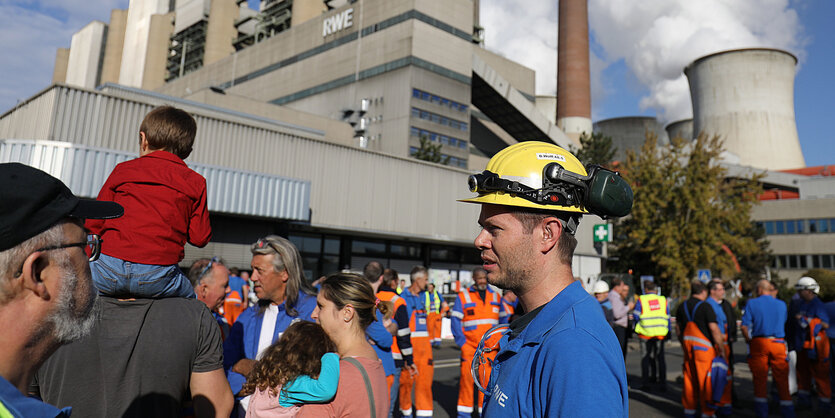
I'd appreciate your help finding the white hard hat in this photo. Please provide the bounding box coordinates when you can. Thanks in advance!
[593,281,610,294]
[795,276,820,294]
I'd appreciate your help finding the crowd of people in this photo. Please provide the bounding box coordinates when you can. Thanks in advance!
[0,107,635,417]
[593,268,835,418]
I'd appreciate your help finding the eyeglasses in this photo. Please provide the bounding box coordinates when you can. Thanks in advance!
[198,256,222,279]
[471,323,510,396]
[35,234,102,262]
[254,237,280,253]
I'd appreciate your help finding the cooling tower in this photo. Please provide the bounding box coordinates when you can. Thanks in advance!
[684,48,805,170]
[593,116,669,163]
[557,0,592,141]
[665,119,693,141]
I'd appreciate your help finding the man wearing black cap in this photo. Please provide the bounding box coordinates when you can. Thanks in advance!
[0,162,123,417]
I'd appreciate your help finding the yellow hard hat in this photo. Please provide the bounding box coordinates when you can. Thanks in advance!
[460,141,633,219]
[460,142,588,213]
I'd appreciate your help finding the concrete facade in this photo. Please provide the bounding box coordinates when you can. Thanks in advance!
[593,116,669,163]
[665,118,693,141]
[685,48,806,171]
[65,21,107,89]
[119,0,171,88]
[52,48,69,84]
[100,9,128,85]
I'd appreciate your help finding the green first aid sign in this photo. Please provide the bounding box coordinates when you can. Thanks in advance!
[593,224,613,242]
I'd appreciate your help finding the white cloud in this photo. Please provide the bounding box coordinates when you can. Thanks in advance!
[479,0,806,123]
[0,0,128,113]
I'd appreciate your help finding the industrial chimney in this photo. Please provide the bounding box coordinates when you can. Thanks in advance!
[685,48,805,170]
[556,0,592,143]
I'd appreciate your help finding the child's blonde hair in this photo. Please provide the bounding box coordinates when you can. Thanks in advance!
[240,321,335,397]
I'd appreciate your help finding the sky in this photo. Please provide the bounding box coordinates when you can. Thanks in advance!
[0,0,832,166]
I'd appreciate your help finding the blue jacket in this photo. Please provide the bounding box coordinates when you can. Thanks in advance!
[482,281,628,417]
[707,298,728,338]
[367,310,396,376]
[1,375,70,417]
[222,291,317,395]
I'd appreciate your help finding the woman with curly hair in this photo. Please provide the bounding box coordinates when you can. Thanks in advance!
[298,273,390,417]
[241,321,338,417]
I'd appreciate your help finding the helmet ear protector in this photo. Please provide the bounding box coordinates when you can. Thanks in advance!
[468,163,633,219]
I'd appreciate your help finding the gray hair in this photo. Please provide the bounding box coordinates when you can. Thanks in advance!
[0,221,67,304]
[187,257,227,288]
[251,235,315,316]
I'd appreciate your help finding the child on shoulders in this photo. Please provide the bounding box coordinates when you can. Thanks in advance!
[86,105,211,298]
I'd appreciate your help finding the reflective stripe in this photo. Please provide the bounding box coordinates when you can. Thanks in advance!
[780,400,793,405]
[462,291,472,304]
[393,352,402,360]
[684,409,697,414]
[451,311,464,319]
[412,331,429,337]
[463,318,499,327]
[712,362,728,371]
[684,335,712,347]
[820,398,831,403]
[401,409,412,416]
[398,328,411,336]
[754,397,768,403]
[499,311,508,317]
[401,347,413,355]
[457,406,474,413]
[416,410,433,416]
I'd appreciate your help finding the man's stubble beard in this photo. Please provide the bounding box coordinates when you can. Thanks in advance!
[45,254,100,344]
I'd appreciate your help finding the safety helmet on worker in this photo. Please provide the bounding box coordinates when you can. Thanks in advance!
[592,280,610,294]
[795,276,820,294]
[460,142,633,229]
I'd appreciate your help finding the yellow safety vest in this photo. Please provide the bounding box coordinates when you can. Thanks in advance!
[634,294,669,338]
[425,291,441,313]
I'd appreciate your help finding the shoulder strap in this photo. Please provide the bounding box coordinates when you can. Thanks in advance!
[344,357,376,418]
[685,300,703,323]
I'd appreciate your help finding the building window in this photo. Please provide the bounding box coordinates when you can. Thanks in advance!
[411,88,469,113]
[775,221,785,234]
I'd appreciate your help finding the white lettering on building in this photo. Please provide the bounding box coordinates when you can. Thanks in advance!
[323,8,354,37]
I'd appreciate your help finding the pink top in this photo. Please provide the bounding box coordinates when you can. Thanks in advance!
[296,357,388,418]
[245,388,300,418]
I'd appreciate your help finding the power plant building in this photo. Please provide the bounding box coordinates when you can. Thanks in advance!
[2,0,607,285]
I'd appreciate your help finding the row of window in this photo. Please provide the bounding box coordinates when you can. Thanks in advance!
[409,127,467,149]
[411,88,468,112]
[411,107,468,131]
[409,147,468,168]
[757,218,835,235]
[772,254,835,270]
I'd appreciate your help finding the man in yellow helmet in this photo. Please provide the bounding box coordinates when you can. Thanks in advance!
[460,141,632,417]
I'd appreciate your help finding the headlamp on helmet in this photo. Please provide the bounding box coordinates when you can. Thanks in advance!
[468,163,632,219]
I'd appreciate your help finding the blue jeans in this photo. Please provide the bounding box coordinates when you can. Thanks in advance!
[389,367,401,418]
[91,253,195,298]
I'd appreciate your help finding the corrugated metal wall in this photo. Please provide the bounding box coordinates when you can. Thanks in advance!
[0,139,310,221]
[0,85,480,243]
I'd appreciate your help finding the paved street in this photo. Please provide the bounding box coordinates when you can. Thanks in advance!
[417,337,830,417]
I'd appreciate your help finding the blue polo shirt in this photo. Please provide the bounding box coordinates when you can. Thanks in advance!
[707,298,728,337]
[741,295,787,338]
[482,281,628,417]
[0,375,70,417]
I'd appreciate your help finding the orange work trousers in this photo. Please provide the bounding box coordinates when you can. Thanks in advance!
[682,325,716,417]
[748,338,791,404]
[400,336,434,417]
[797,348,831,401]
[457,343,492,416]
[427,312,442,345]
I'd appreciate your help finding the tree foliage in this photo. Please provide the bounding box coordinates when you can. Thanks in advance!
[413,136,449,165]
[569,132,617,168]
[609,133,768,298]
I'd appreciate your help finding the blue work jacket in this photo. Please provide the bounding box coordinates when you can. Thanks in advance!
[482,281,628,417]
[1,375,70,417]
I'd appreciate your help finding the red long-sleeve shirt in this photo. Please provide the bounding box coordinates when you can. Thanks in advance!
[86,151,211,265]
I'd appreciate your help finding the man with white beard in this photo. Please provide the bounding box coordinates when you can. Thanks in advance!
[0,163,123,416]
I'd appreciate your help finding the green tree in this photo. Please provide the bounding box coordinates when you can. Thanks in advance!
[609,133,767,298]
[568,132,617,168]
[413,136,449,165]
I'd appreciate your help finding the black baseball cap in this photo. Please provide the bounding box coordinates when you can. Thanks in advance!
[0,163,124,252]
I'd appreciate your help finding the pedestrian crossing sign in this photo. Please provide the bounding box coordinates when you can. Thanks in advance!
[697,269,712,283]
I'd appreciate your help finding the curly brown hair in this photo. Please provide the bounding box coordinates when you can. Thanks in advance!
[240,321,336,397]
